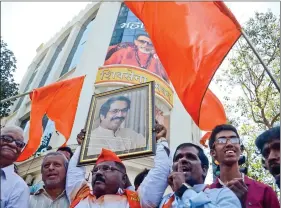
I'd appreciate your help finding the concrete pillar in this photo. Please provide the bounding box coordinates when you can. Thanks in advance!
[66,2,122,145]
[50,21,85,81]
[169,90,193,155]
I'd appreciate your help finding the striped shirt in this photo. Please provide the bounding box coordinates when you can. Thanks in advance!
[29,188,69,208]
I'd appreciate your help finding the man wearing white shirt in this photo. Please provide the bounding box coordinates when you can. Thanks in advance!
[0,126,29,208]
[159,143,241,208]
[88,96,146,155]
[67,123,171,207]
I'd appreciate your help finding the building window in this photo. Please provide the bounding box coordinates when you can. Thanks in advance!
[13,54,46,112]
[38,35,69,87]
[60,18,95,77]
[20,116,30,130]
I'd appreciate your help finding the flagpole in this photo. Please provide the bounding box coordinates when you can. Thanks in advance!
[241,30,280,93]
[0,91,31,104]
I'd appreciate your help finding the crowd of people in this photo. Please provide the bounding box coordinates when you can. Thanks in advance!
[0,122,280,207]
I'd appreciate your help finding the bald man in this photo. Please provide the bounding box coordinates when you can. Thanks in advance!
[0,126,29,208]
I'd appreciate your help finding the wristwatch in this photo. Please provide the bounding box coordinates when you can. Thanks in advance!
[157,137,168,144]
[175,183,192,197]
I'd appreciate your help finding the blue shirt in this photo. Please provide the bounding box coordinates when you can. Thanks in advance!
[1,164,29,208]
[159,184,242,208]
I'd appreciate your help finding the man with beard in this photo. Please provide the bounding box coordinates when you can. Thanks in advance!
[104,33,169,82]
[0,126,29,208]
[159,143,241,207]
[29,152,69,207]
[88,96,146,155]
[209,124,279,208]
[67,123,171,208]
[255,126,280,189]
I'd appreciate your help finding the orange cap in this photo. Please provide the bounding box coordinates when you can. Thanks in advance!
[96,148,123,165]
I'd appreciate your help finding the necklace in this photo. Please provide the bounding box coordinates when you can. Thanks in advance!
[135,49,153,69]
[218,173,245,187]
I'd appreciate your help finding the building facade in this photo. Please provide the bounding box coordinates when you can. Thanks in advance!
[2,2,201,190]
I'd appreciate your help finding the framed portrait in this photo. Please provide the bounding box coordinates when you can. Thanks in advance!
[78,81,155,166]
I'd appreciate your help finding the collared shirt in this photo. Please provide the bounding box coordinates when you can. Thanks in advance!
[30,181,44,194]
[66,141,171,208]
[159,184,242,208]
[29,187,69,208]
[0,164,29,208]
[210,175,280,208]
[88,126,146,155]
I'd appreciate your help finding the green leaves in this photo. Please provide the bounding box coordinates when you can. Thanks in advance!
[0,39,19,118]
[215,10,280,191]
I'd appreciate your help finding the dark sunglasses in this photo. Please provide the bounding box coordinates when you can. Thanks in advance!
[0,135,26,148]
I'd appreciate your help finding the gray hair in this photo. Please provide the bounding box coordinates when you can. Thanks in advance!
[1,125,24,138]
[41,152,69,172]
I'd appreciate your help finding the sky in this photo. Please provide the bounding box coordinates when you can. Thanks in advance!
[1,2,280,84]
[1,2,280,183]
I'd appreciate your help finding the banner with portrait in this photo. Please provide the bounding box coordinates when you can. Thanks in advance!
[103,3,169,83]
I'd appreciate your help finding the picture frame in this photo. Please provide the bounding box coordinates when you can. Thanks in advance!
[78,81,155,166]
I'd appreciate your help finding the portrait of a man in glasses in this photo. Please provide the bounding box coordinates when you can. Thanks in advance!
[104,33,169,82]
[87,95,146,156]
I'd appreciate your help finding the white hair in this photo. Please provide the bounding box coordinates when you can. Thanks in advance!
[1,125,24,137]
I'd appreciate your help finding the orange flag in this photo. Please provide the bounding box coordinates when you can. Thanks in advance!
[125,2,241,129]
[17,76,85,162]
[200,89,226,131]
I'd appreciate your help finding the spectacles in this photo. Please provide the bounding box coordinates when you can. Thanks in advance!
[215,137,240,145]
[108,108,128,114]
[137,39,153,47]
[91,165,125,174]
[0,135,26,148]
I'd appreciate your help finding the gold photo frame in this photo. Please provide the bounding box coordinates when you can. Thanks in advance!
[78,81,155,166]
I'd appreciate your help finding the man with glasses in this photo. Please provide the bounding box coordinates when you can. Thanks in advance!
[209,124,279,208]
[88,96,146,155]
[255,126,280,189]
[0,125,29,208]
[105,33,169,82]
[67,123,171,207]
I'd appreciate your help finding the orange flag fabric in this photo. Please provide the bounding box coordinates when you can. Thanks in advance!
[200,89,227,131]
[17,76,85,162]
[125,2,241,129]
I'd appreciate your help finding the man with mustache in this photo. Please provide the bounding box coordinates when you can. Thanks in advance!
[105,33,169,82]
[255,126,280,189]
[88,96,146,155]
[209,124,279,208]
[67,123,171,207]
[29,152,69,207]
[159,143,241,207]
[0,125,29,208]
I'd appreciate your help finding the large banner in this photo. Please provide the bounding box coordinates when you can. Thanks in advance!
[103,3,169,83]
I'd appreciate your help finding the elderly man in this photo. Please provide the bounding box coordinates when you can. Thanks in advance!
[159,143,241,207]
[29,152,69,207]
[88,96,146,155]
[30,146,73,194]
[209,124,279,208]
[105,33,169,82]
[67,123,171,207]
[256,126,280,189]
[0,125,29,208]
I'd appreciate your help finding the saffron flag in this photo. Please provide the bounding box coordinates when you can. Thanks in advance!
[17,76,85,161]
[125,2,241,130]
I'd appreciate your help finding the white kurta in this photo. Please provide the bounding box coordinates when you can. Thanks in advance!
[87,126,146,155]
[66,140,171,208]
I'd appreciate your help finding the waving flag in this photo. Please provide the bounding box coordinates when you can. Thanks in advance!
[17,76,85,161]
[125,2,240,130]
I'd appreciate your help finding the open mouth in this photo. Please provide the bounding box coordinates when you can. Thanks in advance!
[181,166,191,173]
[47,174,58,179]
[224,149,236,154]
